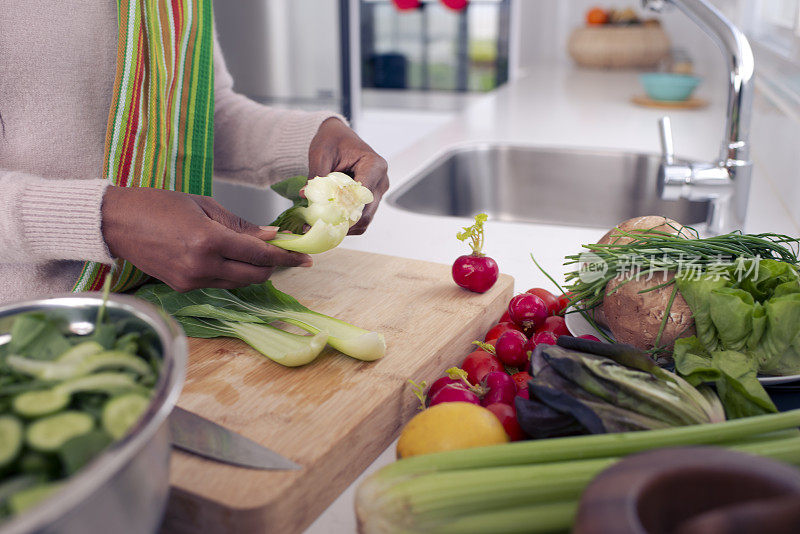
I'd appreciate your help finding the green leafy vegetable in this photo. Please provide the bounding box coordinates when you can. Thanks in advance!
[266,172,374,254]
[675,258,800,375]
[136,281,386,363]
[673,337,778,419]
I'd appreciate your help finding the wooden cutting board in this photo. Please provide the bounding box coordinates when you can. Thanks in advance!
[160,248,514,533]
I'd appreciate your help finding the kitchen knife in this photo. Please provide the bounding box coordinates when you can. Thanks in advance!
[169,406,301,470]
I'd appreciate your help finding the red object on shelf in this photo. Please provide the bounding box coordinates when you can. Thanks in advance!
[441,0,468,10]
[392,0,422,10]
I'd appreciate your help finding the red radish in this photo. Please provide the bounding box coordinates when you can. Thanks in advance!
[427,375,461,401]
[428,383,480,407]
[508,293,548,330]
[537,316,570,338]
[532,330,559,347]
[461,350,503,385]
[523,330,559,358]
[480,372,517,406]
[484,321,521,342]
[517,388,530,400]
[525,288,560,316]
[511,371,532,392]
[579,334,602,342]
[452,213,498,293]
[499,310,511,323]
[485,403,526,441]
[555,293,572,315]
[494,330,528,368]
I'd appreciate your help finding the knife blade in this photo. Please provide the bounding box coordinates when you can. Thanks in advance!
[168,406,301,470]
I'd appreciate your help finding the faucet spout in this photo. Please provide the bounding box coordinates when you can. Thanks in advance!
[643,0,754,234]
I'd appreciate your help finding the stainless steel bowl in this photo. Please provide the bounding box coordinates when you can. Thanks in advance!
[0,293,187,534]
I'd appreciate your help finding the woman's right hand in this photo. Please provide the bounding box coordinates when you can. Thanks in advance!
[101,186,312,291]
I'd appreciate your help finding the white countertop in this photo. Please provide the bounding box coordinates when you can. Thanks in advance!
[305,63,799,533]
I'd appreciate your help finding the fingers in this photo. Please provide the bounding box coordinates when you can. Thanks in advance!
[216,230,312,268]
[194,196,276,241]
[348,155,390,235]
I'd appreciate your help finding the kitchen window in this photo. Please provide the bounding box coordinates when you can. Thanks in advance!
[359,0,510,93]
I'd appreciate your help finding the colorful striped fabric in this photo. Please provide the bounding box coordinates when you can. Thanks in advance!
[73,0,214,293]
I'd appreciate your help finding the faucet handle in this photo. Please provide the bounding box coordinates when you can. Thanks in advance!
[658,116,675,165]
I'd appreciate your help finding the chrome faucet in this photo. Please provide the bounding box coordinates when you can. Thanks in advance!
[642,0,754,235]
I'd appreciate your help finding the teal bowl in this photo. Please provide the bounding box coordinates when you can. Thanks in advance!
[639,73,701,102]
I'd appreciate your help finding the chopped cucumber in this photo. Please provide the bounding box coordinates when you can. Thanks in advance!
[7,482,62,514]
[102,394,150,439]
[0,416,23,467]
[13,389,69,418]
[56,341,104,364]
[25,412,94,453]
[7,352,152,382]
[5,356,75,381]
[56,372,149,397]
[0,475,40,505]
[79,351,152,378]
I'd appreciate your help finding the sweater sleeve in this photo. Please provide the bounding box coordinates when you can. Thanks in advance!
[0,171,114,264]
[212,30,346,187]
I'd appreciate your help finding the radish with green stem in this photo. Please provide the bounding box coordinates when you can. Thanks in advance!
[452,213,499,293]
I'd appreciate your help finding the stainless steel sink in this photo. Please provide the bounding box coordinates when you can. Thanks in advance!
[387,145,709,229]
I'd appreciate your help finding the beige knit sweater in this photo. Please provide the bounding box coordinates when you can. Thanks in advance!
[0,1,340,304]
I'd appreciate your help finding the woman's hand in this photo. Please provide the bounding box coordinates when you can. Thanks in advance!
[308,117,389,235]
[101,186,311,292]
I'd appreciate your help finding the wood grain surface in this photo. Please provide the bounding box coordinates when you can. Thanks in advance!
[160,248,514,533]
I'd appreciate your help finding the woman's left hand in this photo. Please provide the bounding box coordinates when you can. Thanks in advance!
[308,117,389,235]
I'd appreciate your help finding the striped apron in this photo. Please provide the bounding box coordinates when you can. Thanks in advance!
[73,0,214,292]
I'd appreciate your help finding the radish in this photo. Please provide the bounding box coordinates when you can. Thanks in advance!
[427,376,461,402]
[461,350,504,385]
[494,330,528,368]
[511,371,532,392]
[538,316,570,338]
[579,334,602,342]
[484,322,521,342]
[428,383,480,407]
[508,293,548,330]
[452,214,498,293]
[480,371,517,407]
[485,402,526,441]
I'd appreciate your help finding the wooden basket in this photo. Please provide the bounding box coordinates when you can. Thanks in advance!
[567,24,671,69]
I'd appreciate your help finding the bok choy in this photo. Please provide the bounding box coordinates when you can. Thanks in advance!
[135,281,386,366]
[267,172,373,254]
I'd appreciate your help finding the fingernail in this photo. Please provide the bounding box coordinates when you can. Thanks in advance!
[259,225,279,231]
[301,259,313,267]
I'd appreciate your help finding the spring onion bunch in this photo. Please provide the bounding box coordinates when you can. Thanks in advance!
[563,229,799,314]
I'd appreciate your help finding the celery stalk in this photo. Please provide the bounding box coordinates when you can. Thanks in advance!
[372,409,800,481]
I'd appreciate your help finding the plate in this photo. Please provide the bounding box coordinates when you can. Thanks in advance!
[563,307,800,386]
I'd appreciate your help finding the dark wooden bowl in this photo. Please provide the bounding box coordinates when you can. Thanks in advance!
[573,447,800,534]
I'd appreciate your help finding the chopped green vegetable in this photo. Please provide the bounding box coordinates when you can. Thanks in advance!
[13,390,70,418]
[102,394,151,440]
[0,304,159,521]
[57,430,113,475]
[7,483,62,515]
[0,417,23,468]
[25,412,94,453]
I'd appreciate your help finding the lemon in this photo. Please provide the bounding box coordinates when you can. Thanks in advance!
[396,402,509,458]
